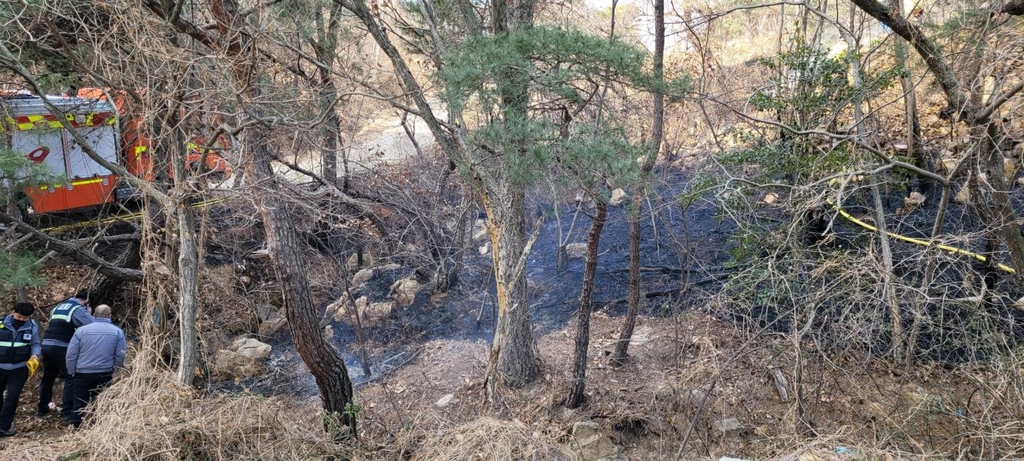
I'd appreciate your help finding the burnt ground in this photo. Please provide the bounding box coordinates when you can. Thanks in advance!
[248,161,1024,398]
[243,165,737,396]
[9,160,1024,458]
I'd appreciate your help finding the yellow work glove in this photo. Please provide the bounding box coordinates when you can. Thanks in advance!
[27,356,40,378]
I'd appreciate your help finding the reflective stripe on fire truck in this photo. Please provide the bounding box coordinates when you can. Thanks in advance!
[3,112,116,131]
[38,178,107,190]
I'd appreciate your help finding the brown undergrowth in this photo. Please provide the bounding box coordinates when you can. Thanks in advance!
[1,312,1022,459]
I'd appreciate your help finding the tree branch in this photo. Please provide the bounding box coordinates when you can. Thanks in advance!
[849,0,978,123]
[0,213,143,281]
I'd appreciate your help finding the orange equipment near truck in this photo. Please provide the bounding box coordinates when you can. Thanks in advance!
[1,90,231,215]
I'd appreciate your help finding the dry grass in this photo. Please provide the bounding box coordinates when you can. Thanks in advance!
[7,346,345,460]
[410,417,577,461]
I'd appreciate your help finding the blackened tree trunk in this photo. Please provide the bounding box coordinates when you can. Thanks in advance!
[566,200,607,409]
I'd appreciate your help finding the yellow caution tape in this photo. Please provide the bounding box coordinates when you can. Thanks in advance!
[38,196,230,233]
[834,205,1016,274]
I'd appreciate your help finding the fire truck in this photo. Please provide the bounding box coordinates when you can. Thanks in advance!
[1,90,231,215]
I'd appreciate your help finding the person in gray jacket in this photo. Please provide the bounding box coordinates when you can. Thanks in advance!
[66,304,126,428]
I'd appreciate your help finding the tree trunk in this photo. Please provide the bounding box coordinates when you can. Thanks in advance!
[208,0,356,437]
[313,2,342,188]
[483,0,540,401]
[169,94,200,386]
[888,0,925,191]
[566,200,607,409]
[871,183,902,364]
[174,186,199,385]
[244,124,356,437]
[338,0,540,401]
[482,186,538,393]
[613,0,663,364]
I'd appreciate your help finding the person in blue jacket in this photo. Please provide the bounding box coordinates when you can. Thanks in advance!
[66,304,126,428]
[0,302,42,437]
[38,290,93,421]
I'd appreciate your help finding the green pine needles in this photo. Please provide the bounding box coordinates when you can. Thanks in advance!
[440,26,689,189]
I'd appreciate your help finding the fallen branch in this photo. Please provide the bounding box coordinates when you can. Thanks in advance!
[0,212,143,281]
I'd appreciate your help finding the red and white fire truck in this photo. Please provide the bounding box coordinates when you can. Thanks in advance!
[1,90,231,215]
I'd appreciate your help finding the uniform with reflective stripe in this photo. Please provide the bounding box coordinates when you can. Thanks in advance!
[44,299,91,347]
[0,316,39,369]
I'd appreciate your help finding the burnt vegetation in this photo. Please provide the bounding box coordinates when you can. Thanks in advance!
[2,0,1024,459]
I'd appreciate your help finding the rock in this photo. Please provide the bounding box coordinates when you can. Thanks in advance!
[904,191,926,207]
[472,219,489,244]
[435,394,455,407]
[571,421,624,461]
[324,325,334,339]
[763,192,778,204]
[345,251,376,272]
[346,296,395,325]
[479,243,489,255]
[351,268,375,287]
[326,293,353,321]
[354,295,369,312]
[690,387,712,404]
[954,184,971,204]
[232,337,271,360]
[258,317,287,337]
[367,301,395,319]
[1005,157,1018,183]
[564,242,588,260]
[938,153,957,173]
[255,304,279,321]
[211,349,262,381]
[389,278,422,307]
[609,188,628,207]
[248,249,270,260]
[712,418,744,438]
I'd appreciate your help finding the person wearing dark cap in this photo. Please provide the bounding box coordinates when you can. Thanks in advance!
[66,304,125,428]
[38,290,93,421]
[0,302,41,437]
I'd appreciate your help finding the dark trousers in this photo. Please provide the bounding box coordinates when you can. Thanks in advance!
[39,344,74,417]
[0,367,29,431]
[71,372,112,427]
